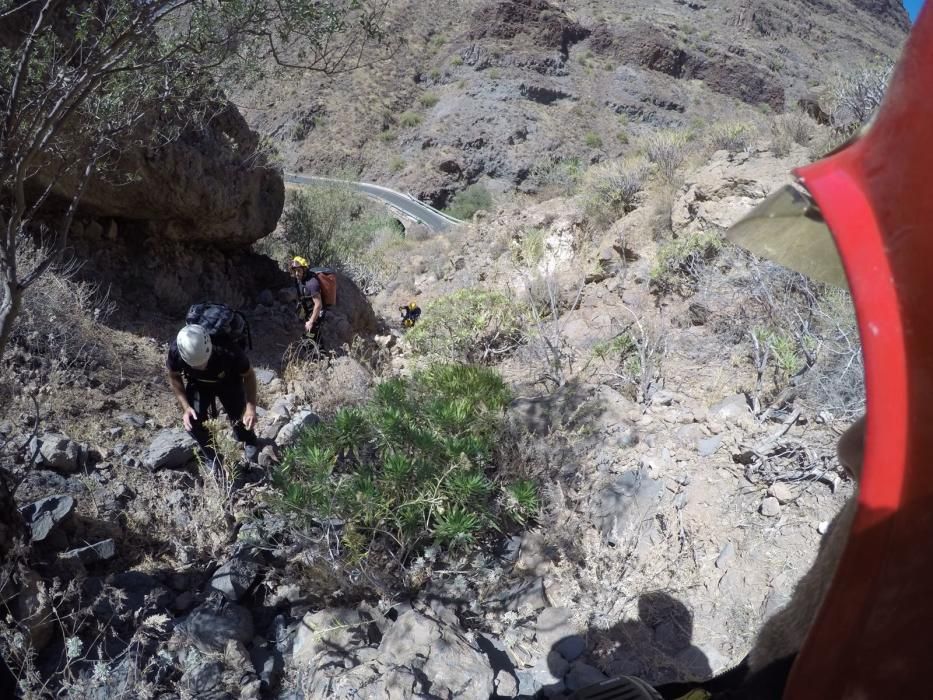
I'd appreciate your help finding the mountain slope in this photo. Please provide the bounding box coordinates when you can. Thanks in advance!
[233,0,908,206]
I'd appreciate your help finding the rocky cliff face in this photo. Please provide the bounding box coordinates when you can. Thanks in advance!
[234,0,908,206]
[52,104,284,248]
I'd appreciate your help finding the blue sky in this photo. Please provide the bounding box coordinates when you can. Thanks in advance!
[904,0,925,21]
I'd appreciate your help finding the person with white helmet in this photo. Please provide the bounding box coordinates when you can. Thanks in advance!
[166,323,259,468]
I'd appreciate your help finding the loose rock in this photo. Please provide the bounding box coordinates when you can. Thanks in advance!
[760,497,781,517]
[143,429,197,471]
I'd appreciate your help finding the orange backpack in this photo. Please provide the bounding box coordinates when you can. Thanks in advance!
[310,267,337,306]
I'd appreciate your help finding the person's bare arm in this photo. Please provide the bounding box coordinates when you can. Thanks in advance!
[305,295,322,332]
[167,371,197,430]
[242,368,258,430]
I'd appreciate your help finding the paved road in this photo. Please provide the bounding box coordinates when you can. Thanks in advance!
[284,173,462,232]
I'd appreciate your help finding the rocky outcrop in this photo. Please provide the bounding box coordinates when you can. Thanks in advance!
[47,104,284,247]
[593,22,785,109]
[849,0,910,30]
[469,0,589,56]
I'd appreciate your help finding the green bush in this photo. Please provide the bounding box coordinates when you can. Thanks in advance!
[406,289,526,362]
[420,92,440,108]
[650,230,723,296]
[275,364,536,556]
[512,227,548,267]
[279,184,396,271]
[752,327,802,383]
[584,131,603,148]
[399,111,422,127]
[445,183,493,220]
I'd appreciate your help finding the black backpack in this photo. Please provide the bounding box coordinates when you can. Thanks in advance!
[186,302,252,350]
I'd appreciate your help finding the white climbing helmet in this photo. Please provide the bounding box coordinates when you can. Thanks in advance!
[176,324,212,368]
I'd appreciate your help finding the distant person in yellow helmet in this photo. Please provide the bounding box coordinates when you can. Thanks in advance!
[290,256,324,342]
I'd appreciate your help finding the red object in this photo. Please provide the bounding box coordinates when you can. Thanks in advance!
[785,4,933,698]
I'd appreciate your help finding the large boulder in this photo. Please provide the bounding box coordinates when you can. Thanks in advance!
[48,104,283,246]
[672,150,805,236]
[317,274,381,351]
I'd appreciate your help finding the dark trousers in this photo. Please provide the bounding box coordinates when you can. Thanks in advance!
[185,380,258,466]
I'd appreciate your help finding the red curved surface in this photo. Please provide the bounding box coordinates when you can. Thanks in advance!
[785,4,933,697]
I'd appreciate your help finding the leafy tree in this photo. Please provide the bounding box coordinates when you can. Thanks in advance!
[444,183,492,220]
[0,0,396,357]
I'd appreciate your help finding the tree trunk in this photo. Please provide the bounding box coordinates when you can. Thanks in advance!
[0,272,21,361]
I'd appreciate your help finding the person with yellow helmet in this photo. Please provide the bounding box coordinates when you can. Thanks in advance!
[290,256,325,342]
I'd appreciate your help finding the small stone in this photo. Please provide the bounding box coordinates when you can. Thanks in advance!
[19,495,76,542]
[651,390,677,406]
[61,538,116,564]
[254,368,276,385]
[30,433,81,473]
[697,435,722,457]
[107,427,124,438]
[143,429,197,471]
[276,410,321,446]
[715,542,735,569]
[760,497,781,517]
[118,413,147,428]
[817,521,830,535]
[176,602,255,653]
[768,483,794,504]
[210,553,261,602]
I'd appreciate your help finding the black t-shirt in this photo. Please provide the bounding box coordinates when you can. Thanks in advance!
[166,340,250,384]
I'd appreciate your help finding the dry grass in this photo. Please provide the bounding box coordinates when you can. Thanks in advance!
[10,241,117,381]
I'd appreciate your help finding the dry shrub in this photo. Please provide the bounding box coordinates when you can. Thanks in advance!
[282,351,375,417]
[641,130,691,184]
[827,60,894,132]
[581,157,652,227]
[770,111,814,156]
[10,241,116,378]
[649,185,677,240]
[708,121,756,153]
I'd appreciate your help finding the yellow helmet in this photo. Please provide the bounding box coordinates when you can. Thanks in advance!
[290,256,309,269]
